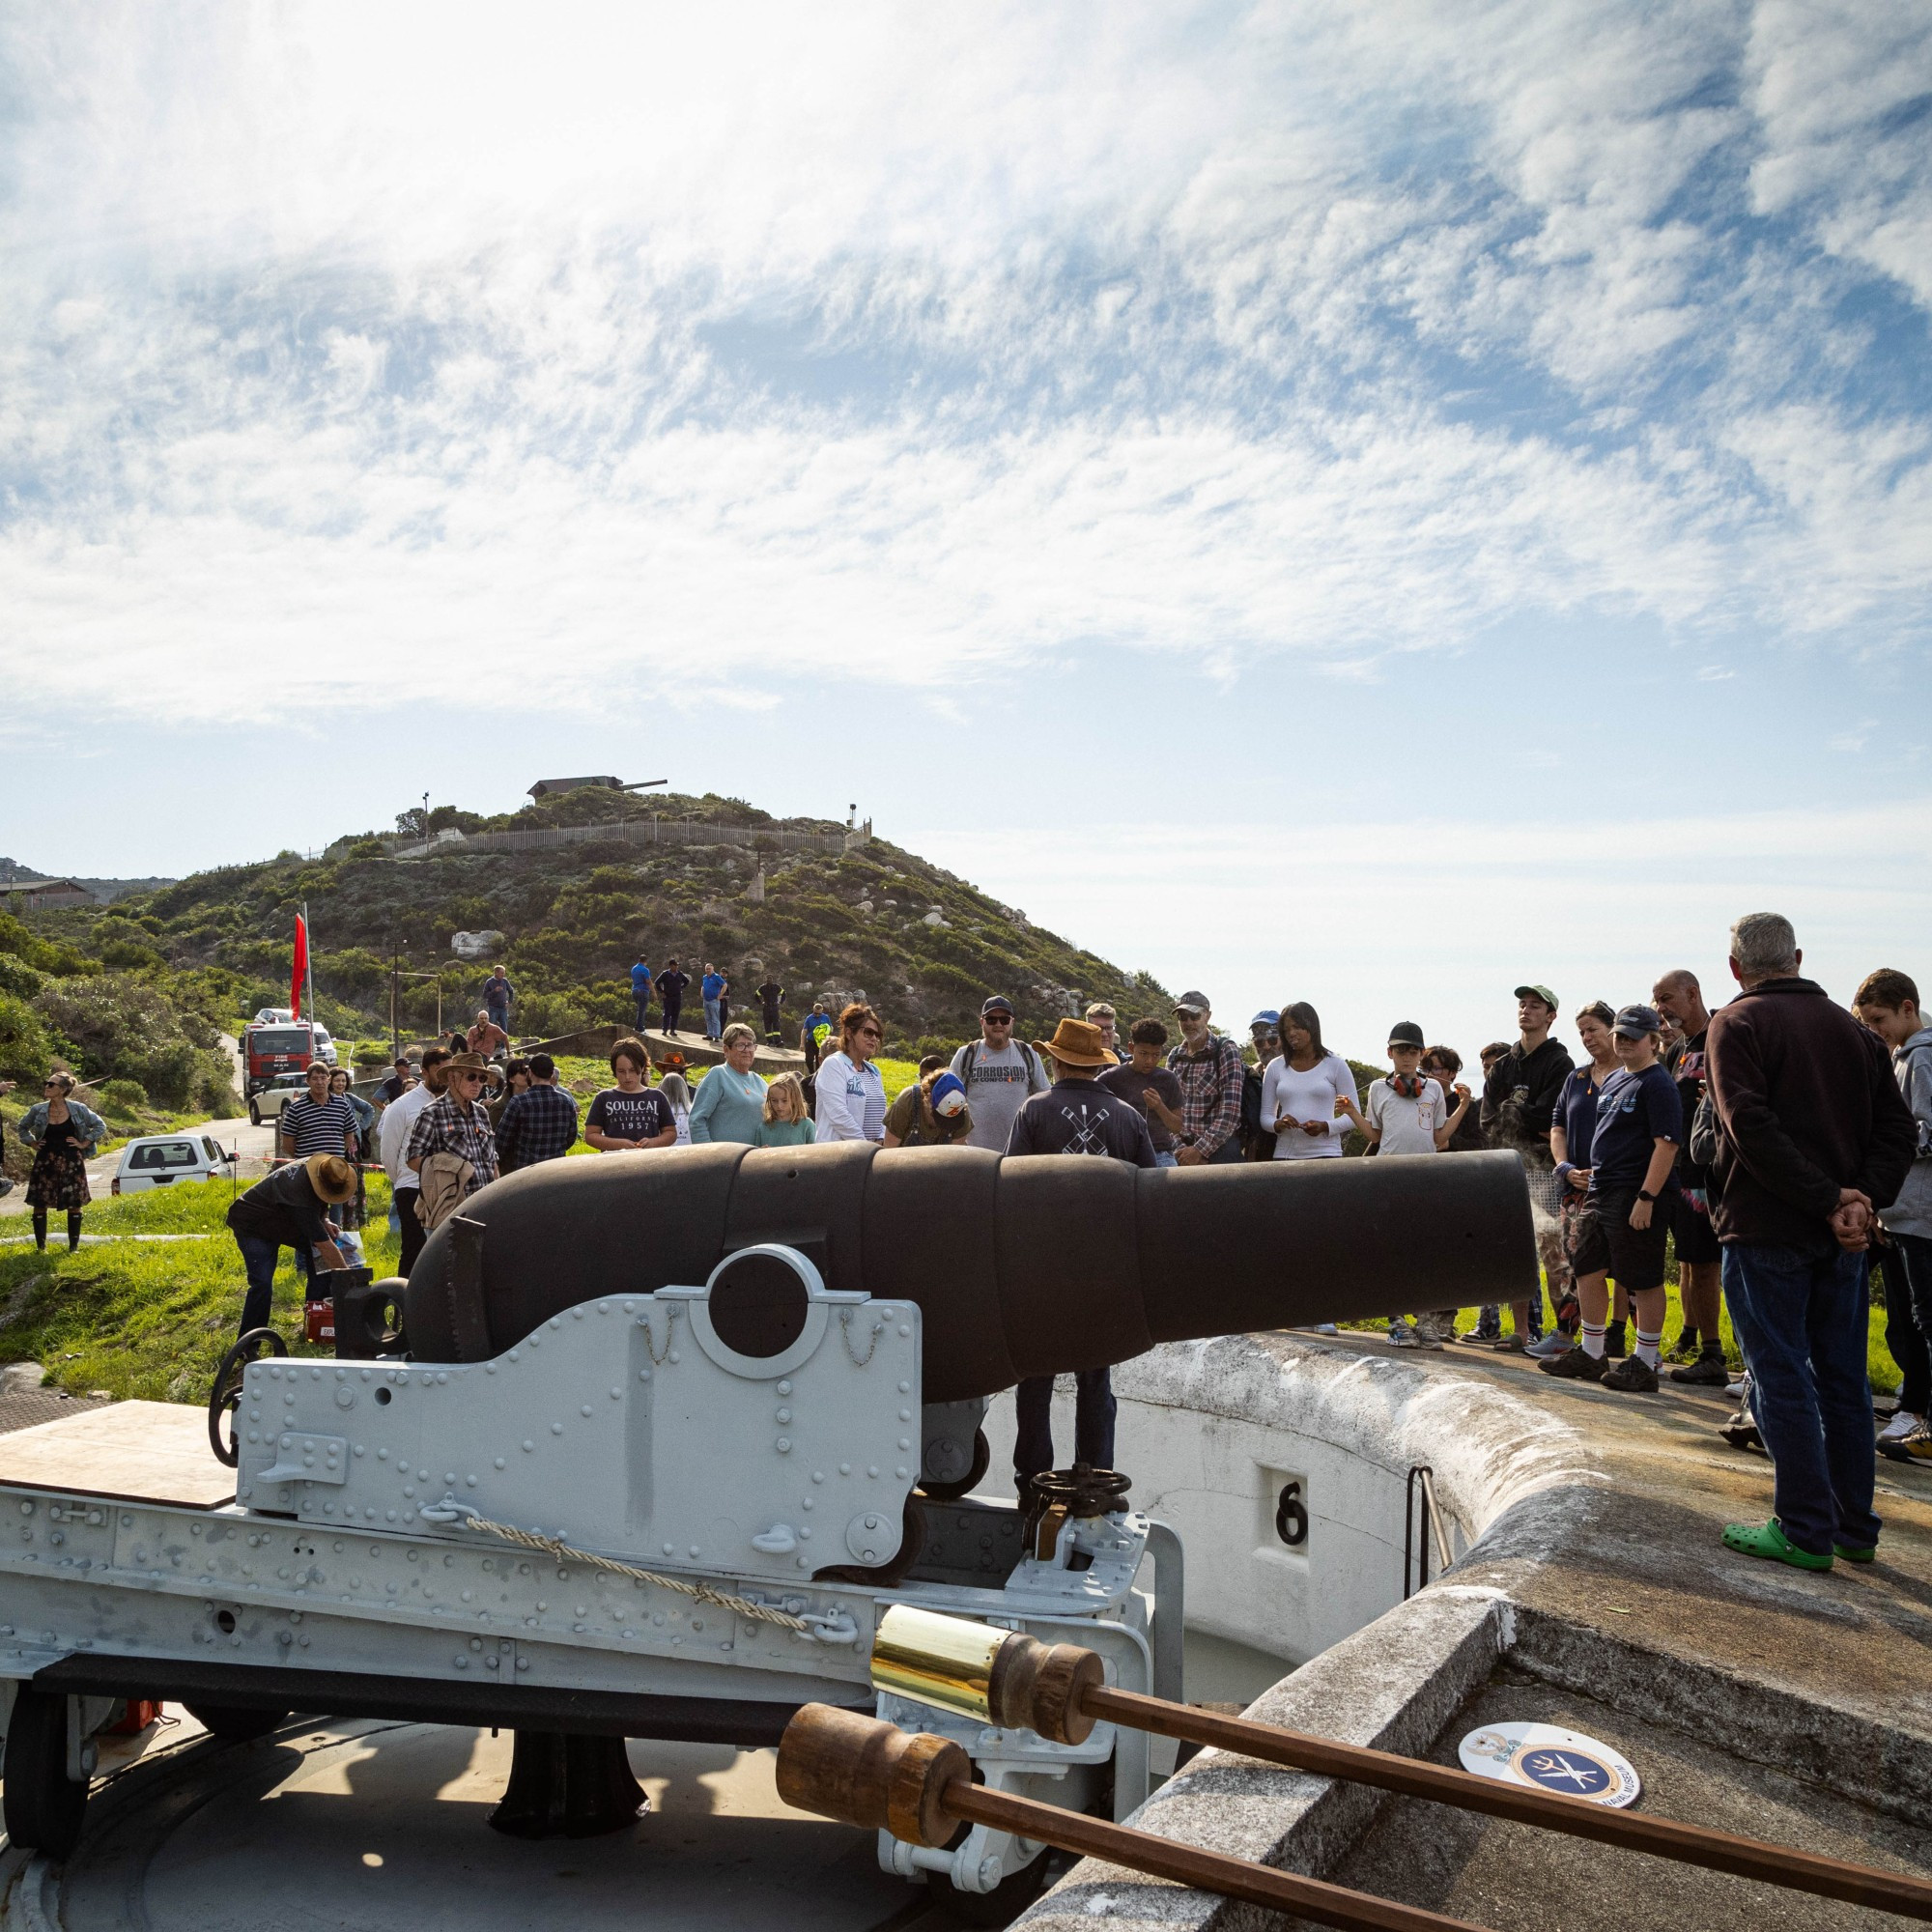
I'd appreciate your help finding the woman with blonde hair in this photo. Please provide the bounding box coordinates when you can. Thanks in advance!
[755,1071,816,1148]
[657,1072,694,1146]
[17,1070,106,1253]
[813,1003,888,1143]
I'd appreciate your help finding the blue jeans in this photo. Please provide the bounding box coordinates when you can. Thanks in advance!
[1014,1370,1116,1487]
[235,1232,306,1336]
[1721,1241,1879,1556]
[703,997,723,1039]
[1153,1150,1179,1168]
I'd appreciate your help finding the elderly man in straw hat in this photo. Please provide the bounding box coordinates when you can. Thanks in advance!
[1007,1017,1157,1496]
[406,1050,500,1233]
[225,1153,358,1337]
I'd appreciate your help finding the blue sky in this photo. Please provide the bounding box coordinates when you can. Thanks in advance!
[3,1,1928,1062]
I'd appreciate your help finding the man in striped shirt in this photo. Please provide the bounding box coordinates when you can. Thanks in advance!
[278,1062,359,1165]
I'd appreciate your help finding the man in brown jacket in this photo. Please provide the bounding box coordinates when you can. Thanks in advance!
[1706,913,1918,1572]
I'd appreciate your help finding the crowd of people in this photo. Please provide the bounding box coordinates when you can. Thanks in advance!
[10,897,1908,1578]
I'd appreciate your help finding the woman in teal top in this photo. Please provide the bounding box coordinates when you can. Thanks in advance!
[687,1026,768,1144]
[754,1072,816,1148]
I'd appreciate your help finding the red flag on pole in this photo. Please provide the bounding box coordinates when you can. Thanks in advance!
[292,915,308,1019]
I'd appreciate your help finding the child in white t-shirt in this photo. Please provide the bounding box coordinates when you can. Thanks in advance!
[1366,1022,1470,1348]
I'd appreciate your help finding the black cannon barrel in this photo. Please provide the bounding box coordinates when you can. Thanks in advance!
[406,1144,1536,1403]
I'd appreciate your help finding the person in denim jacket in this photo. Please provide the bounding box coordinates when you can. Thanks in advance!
[16,1072,107,1253]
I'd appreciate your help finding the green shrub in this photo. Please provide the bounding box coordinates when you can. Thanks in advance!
[99,1078,150,1114]
[0,954,44,1000]
[31,973,220,1110]
[0,990,75,1083]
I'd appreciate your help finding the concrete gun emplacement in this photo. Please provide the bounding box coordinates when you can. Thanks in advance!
[0,1143,1534,1898]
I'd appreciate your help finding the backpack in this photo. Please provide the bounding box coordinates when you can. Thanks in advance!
[1239,1063,1266,1158]
[1688,1087,1725,1177]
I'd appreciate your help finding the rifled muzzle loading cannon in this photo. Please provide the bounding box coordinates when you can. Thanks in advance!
[0,1144,1532,1894]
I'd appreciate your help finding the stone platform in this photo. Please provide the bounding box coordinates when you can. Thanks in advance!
[1015,1328,1932,1930]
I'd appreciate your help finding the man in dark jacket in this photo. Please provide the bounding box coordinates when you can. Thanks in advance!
[1007,1018,1155,1496]
[1707,913,1918,1572]
[1476,985,1574,1349]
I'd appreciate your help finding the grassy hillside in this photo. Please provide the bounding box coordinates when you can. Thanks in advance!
[27,790,1173,1060]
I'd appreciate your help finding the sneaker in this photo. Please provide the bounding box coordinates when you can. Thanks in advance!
[1600,1354,1659,1393]
[1538,1346,1606,1382]
[1879,1424,1932,1464]
[1310,1322,1339,1336]
[1669,1353,1733,1388]
[1413,1326,1446,1352]
[1718,1406,1764,1452]
[1604,1322,1628,1359]
[1725,1377,1747,1401]
[1387,1326,1421,1349]
[1722,1519,1833,1572]
[1449,1329,1492,1347]
[1490,1334,1527,1354]
[1526,1332,1573,1359]
[1876,1409,1925,1446]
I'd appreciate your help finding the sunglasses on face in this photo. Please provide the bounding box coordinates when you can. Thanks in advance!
[984,1014,1012,1026]
[857,1027,882,1039]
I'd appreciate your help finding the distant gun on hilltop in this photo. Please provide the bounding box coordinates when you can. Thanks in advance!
[525,776,668,800]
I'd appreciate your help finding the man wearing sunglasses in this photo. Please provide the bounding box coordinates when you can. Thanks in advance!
[406,1050,500,1236]
[949,995,1051,1153]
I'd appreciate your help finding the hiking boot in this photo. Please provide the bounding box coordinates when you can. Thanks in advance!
[1721,1519,1832,1572]
[1604,1322,1628,1359]
[1600,1354,1659,1393]
[1538,1346,1605,1382]
[1718,1406,1763,1452]
[1668,1331,1702,1363]
[1669,1353,1732,1387]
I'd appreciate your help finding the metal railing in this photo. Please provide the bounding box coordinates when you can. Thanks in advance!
[1403,1463,1455,1599]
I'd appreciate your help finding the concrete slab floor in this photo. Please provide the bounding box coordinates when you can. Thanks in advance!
[1328,1666,1932,1932]
[1291,1329,1932,1770]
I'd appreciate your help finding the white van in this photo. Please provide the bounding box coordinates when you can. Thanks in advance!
[110,1135,237,1196]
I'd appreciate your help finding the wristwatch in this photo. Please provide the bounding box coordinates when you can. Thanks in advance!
[1636,1187,1658,1203]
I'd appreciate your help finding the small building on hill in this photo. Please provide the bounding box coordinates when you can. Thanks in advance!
[1,878,96,912]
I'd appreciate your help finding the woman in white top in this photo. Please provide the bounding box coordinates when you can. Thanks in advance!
[1260,1002,1363,1159]
[812,1002,889,1144]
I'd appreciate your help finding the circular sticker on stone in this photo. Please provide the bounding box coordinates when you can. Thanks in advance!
[1457,1722,1640,1807]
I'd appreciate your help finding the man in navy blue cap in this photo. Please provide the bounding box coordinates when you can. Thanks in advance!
[1542,1003,1683,1392]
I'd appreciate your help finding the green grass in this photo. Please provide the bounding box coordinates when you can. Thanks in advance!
[0,1174,396,1403]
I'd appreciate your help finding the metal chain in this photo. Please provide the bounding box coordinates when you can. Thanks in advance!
[641,1303,682,1365]
[838,1307,885,1368]
[425,1501,816,1634]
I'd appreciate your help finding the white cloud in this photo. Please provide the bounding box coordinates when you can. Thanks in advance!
[0,0,1925,730]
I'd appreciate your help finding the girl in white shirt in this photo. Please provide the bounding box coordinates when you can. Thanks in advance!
[1260,1002,1363,1159]
[658,1073,694,1147]
[812,1003,889,1143]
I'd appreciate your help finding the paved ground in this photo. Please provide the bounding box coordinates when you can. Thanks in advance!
[1290,1327,1932,1769]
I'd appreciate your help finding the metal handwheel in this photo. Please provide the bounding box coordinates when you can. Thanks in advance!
[207,1325,289,1467]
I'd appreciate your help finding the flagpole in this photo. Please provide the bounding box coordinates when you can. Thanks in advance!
[303,900,316,1026]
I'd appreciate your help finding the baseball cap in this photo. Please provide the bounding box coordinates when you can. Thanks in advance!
[928,1070,968,1117]
[980,995,1015,1018]
[1249,1009,1281,1029]
[1387,1021,1426,1050]
[1613,1003,1662,1038]
[1174,989,1210,1014]
[1514,983,1558,1009]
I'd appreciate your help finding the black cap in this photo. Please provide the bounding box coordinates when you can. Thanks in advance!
[1387,1021,1426,1051]
[980,995,1015,1017]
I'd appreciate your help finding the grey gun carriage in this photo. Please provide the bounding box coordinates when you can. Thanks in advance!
[0,1142,1532,1907]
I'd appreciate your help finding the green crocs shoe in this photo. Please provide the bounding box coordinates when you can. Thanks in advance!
[1833,1541,1877,1564]
[1722,1519,1833,1572]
